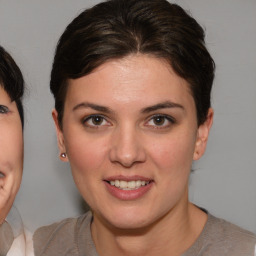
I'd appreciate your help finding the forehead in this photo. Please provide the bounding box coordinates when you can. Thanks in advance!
[0,86,11,101]
[65,55,194,110]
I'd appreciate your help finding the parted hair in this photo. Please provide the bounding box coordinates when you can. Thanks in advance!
[50,0,215,126]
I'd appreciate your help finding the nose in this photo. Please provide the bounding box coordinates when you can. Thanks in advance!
[109,125,146,168]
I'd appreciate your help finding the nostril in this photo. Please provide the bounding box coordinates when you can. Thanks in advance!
[109,131,146,166]
[110,150,146,167]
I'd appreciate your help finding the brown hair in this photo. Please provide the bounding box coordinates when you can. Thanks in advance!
[50,0,215,127]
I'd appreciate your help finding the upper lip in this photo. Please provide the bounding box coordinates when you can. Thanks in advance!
[104,175,153,182]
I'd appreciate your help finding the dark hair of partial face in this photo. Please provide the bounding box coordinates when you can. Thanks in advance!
[50,0,215,128]
[0,46,24,128]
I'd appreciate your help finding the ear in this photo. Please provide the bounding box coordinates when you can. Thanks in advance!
[52,109,69,162]
[193,108,214,161]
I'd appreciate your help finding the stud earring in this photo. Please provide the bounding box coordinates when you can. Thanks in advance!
[60,153,67,158]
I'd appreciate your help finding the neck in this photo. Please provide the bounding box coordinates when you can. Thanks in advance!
[91,199,207,256]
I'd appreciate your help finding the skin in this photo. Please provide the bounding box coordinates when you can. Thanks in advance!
[53,54,213,256]
[0,86,23,224]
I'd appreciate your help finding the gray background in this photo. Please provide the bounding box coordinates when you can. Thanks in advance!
[0,0,255,233]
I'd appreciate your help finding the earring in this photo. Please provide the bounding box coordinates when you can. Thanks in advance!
[60,153,67,158]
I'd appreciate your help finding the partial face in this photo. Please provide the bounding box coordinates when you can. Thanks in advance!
[53,55,212,229]
[0,86,23,224]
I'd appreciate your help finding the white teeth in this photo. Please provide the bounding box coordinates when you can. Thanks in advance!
[115,180,120,187]
[136,180,141,187]
[128,181,136,189]
[120,180,127,189]
[109,180,150,190]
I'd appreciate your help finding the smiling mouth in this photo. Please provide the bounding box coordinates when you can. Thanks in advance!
[106,180,152,190]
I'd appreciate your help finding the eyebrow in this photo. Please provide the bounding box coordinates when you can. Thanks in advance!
[73,101,184,114]
[141,101,184,113]
[73,102,112,113]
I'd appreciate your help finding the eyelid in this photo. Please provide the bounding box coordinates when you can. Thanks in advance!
[82,114,112,127]
[145,114,176,128]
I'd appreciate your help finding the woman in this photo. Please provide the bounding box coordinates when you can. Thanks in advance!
[0,45,26,255]
[34,0,256,255]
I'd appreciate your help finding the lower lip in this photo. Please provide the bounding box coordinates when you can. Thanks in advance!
[104,181,153,200]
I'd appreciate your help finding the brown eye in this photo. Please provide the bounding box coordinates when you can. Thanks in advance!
[153,116,165,126]
[83,115,111,128]
[146,114,175,129]
[91,116,104,125]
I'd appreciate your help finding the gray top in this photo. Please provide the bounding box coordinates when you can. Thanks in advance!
[0,221,14,256]
[33,211,256,256]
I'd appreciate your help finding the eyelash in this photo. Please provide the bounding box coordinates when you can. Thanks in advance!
[82,114,111,128]
[145,114,176,129]
[0,105,9,114]
[82,114,175,129]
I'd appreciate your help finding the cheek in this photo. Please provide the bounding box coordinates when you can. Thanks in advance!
[0,122,23,197]
[65,134,108,178]
[147,134,197,206]
[64,134,110,207]
[0,124,23,167]
[148,133,196,175]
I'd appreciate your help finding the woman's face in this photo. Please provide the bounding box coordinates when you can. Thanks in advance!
[0,86,23,223]
[53,55,212,229]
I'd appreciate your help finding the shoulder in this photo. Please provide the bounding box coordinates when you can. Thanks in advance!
[202,214,256,255]
[184,212,256,256]
[33,211,92,256]
[209,214,256,242]
[0,221,14,255]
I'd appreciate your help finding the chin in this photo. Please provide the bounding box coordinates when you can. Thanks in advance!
[96,206,156,231]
